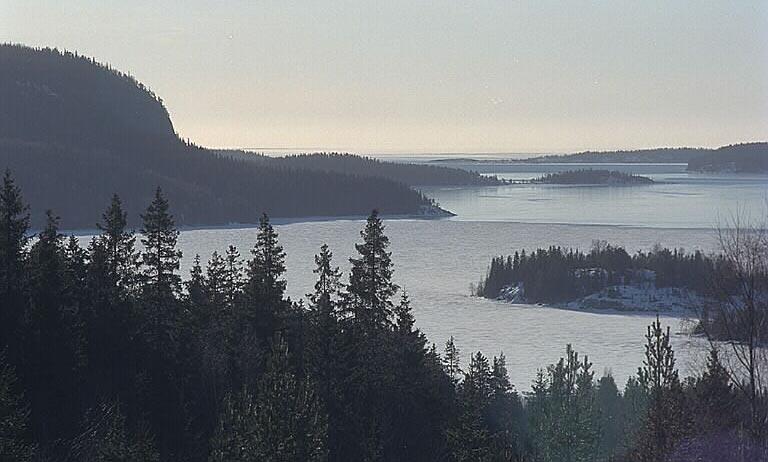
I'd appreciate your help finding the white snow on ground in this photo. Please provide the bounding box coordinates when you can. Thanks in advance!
[497,283,709,313]
[561,285,707,313]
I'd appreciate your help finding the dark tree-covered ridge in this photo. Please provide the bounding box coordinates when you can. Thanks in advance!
[261,152,503,186]
[0,44,469,228]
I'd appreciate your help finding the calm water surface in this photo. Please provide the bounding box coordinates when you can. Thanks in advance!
[172,220,714,390]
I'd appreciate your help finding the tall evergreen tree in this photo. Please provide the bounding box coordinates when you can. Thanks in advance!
[528,345,599,462]
[246,213,287,306]
[0,170,29,351]
[223,245,244,306]
[443,336,462,384]
[140,187,181,300]
[24,211,83,446]
[97,194,138,293]
[449,352,493,462]
[596,373,623,461]
[347,210,398,330]
[243,214,288,339]
[631,316,688,462]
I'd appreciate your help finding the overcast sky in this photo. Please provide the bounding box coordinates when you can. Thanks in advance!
[2,1,767,153]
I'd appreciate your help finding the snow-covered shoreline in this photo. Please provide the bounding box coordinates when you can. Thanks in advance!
[497,283,709,315]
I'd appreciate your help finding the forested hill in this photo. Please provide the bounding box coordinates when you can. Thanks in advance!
[520,147,709,163]
[686,142,768,173]
[514,143,768,170]
[0,45,448,228]
[263,153,502,186]
[0,44,176,149]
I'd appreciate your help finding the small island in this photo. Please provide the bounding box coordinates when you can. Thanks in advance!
[531,169,654,185]
[474,243,720,313]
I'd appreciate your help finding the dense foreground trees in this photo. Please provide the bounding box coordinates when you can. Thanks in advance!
[0,170,766,461]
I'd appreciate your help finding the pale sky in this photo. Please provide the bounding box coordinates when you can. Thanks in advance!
[2,1,767,154]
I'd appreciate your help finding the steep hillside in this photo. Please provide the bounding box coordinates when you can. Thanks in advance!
[0,45,445,228]
[0,44,176,149]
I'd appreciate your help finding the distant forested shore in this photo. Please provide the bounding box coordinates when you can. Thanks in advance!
[531,170,654,185]
[427,142,768,173]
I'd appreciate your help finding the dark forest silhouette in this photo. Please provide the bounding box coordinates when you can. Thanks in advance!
[0,45,505,229]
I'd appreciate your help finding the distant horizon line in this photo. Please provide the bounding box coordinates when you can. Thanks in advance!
[208,140,766,157]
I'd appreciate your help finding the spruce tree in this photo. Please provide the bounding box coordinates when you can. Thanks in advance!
[449,351,493,462]
[0,170,29,350]
[347,210,398,330]
[244,214,288,339]
[443,336,462,384]
[246,213,287,305]
[223,245,244,306]
[25,211,83,445]
[138,187,182,359]
[96,194,138,293]
[140,187,181,299]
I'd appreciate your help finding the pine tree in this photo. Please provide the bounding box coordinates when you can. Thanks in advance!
[0,170,29,350]
[347,210,398,330]
[632,316,688,462]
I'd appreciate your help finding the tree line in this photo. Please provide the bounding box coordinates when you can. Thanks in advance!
[0,170,766,461]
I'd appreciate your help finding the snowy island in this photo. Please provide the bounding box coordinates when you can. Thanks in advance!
[475,243,717,313]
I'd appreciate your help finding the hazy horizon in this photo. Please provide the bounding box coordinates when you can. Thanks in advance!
[2,1,767,153]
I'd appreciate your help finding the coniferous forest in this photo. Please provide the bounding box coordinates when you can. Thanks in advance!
[476,243,725,303]
[1,170,766,461]
[0,44,506,229]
